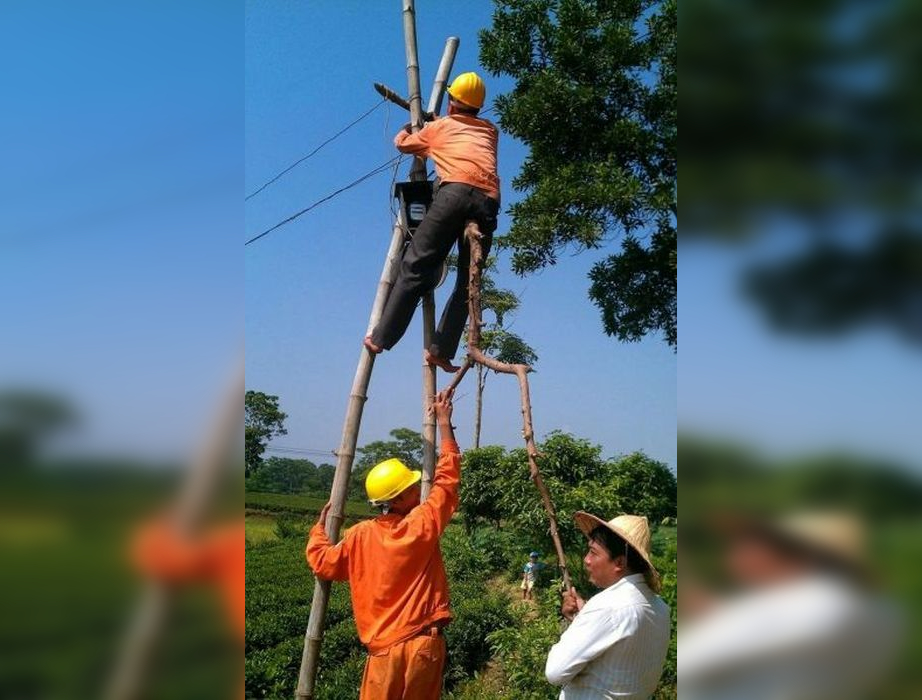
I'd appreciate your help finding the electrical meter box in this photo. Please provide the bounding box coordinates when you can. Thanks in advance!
[393,180,434,232]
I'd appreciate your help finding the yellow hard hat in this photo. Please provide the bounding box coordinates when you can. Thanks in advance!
[365,458,421,504]
[447,71,486,109]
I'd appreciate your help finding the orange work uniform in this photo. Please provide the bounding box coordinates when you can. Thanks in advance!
[132,520,245,640]
[132,520,245,698]
[306,439,461,700]
[394,114,500,202]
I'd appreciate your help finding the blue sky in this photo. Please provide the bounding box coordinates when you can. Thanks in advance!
[0,2,242,461]
[680,236,920,470]
[245,1,677,468]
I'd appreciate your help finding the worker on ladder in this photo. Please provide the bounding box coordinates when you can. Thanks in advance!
[364,71,501,373]
[307,389,459,699]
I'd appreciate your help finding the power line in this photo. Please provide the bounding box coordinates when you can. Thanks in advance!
[245,99,386,201]
[266,444,334,454]
[245,154,402,246]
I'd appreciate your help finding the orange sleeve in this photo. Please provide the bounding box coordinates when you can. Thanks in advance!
[402,439,460,543]
[132,520,215,582]
[306,523,350,581]
[393,119,441,156]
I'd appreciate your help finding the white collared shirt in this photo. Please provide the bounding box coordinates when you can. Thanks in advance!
[545,574,672,700]
[677,575,900,700]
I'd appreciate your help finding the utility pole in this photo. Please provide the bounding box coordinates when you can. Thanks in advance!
[419,35,458,500]
[294,3,457,693]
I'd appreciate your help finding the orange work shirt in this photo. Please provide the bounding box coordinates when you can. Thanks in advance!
[306,439,460,653]
[394,115,500,202]
[132,521,245,641]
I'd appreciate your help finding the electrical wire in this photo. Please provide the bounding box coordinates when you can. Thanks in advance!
[265,445,335,457]
[245,154,402,246]
[245,99,386,201]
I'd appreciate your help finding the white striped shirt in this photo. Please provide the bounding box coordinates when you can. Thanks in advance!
[545,574,671,700]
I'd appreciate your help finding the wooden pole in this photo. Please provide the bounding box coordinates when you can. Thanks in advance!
[295,215,406,700]
[474,363,484,449]
[419,36,458,500]
[294,12,458,699]
[457,222,573,591]
[105,359,244,700]
[402,0,426,182]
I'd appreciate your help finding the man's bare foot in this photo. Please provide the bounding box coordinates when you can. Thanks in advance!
[364,336,383,354]
[424,349,460,373]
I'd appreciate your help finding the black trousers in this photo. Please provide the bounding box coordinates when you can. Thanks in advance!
[371,183,499,359]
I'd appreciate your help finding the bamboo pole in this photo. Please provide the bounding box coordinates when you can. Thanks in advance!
[105,359,244,700]
[419,36,458,500]
[402,0,426,183]
[295,215,406,700]
[457,222,573,591]
[474,363,484,449]
[294,12,457,699]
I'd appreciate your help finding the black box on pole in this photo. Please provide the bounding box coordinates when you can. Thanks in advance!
[393,180,434,233]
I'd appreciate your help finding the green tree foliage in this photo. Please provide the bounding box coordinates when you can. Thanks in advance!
[348,428,424,499]
[460,432,676,552]
[245,390,287,477]
[0,390,78,467]
[480,0,677,347]
[453,253,539,446]
[683,1,921,343]
[459,445,508,530]
[246,456,318,494]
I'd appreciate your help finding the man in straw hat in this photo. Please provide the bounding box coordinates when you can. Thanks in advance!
[679,511,900,700]
[545,512,671,699]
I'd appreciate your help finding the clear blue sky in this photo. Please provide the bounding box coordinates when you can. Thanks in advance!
[680,237,920,470]
[245,1,677,468]
[0,3,242,462]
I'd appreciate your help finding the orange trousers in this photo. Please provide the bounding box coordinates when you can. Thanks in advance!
[359,628,446,700]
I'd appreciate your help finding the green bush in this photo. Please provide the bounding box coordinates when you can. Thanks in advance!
[441,525,492,582]
[444,579,514,690]
[274,513,307,539]
[487,609,561,700]
[314,652,366,700]
[468,525,521,575]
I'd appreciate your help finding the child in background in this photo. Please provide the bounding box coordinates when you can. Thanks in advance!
[521,551,543,601]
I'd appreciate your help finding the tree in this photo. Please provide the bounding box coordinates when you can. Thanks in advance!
[245,456,317,494]
[315,463,336,495]
[349,428,424,499]
[608,451,677,522]
[458,446,508,530]
[480,0,677,347]
[244,390,287,477]
[455,254,539,447]
[682,1,920,342]
[0,390,78,468]
[458,432,674,553]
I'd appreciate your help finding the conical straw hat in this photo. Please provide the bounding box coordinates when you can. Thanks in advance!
[574,512,661,592]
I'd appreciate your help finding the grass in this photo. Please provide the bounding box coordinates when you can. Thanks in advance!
[245,514,281,544]
[245,491,372,518]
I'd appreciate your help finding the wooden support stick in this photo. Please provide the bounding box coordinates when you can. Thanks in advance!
[373,82,434,121]
[455,222,573,591]
[419,36,459,500]
[295,212,406,700]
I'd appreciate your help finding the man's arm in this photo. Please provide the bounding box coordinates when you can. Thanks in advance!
[393,120,437,156]
[305,502,350,582]
[404,389,459,542]
[545,604,640,687]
